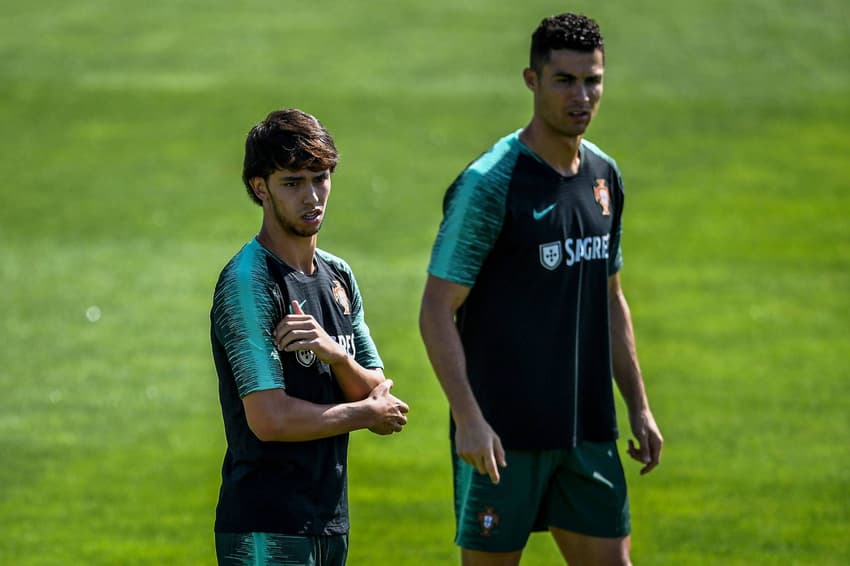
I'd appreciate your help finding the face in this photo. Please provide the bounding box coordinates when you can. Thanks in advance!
[252,168,331,238]
[525,48,605,138]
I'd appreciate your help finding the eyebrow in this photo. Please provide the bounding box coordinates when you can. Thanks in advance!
[273,176,304,186]
[553,70,603,77]
[279,171,329,182]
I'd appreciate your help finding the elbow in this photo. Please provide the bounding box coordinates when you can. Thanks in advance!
[242,389,298,442]
[419,292,443,339]
[418,300,433,341]
[249,419,305,443]
[420,276,469,347]
[419,306,443,349]
[245,405,293,442]
[246,415,279,442]
[418,303,429,338]
[252,427,277,443]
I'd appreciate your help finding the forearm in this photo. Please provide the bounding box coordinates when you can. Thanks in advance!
[329,355,385,402]
[244,390,374,442]
[609,283,649,413]
[609,275,664,471]
[419,303,483,425]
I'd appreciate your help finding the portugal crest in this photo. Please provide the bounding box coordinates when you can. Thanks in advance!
[593,178,611,216]
[478,506,500,537]
[539,241,562,271]
[331,279,351,314]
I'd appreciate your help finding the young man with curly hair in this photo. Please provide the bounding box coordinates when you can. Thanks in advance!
[420,14,663,565]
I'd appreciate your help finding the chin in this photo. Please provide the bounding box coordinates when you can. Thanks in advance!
[303,223,323,238]
[285,224,322,238]
[549,121,587,138]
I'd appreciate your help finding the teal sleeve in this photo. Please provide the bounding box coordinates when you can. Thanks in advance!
[581,139,625,276]
[212,248,285,397]
[607,168,625,276]
[348,271,383,370]
[428,138,517,286]
[316,250,383,369]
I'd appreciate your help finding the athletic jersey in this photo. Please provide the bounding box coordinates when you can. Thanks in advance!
[210,237,383,535]
[428,130,624,450]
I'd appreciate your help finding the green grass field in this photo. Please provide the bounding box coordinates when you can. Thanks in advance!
[1,0,848,564]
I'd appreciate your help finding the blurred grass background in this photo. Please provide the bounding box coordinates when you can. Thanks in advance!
[1,0,848,564]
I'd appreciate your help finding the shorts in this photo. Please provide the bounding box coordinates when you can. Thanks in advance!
[215,532,349,566]
[452,441,630,552]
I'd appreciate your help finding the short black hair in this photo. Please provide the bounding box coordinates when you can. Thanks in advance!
[241,109,339,205]
[529,13,605,72]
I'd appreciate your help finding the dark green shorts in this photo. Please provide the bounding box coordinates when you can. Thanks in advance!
[215,532,349,566]
[452,441,630,552]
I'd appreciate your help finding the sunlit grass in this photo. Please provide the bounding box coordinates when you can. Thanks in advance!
[1,0,848,564]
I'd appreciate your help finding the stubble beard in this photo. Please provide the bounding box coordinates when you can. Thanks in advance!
[557,111,593,138]
[270,197,322,238]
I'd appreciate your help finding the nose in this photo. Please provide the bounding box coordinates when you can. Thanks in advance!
[304,182,321,204]
[574,82,590,102]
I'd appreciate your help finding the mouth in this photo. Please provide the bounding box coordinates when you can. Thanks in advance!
[568,110,590,120]
[302,209,323,223]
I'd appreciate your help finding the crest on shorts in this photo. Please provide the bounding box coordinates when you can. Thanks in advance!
[331,279,351,314]
[478,506,500,537]
[593,178,611,216]
[539,241,562,271]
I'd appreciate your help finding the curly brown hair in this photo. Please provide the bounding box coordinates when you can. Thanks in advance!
[241,109,339,205]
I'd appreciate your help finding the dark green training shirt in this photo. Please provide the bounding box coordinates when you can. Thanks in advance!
[428,130,624,450]
[211,238,382,535]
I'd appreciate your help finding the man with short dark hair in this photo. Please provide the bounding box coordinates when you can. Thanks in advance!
[211,108,409,566]
[420,14,663,565]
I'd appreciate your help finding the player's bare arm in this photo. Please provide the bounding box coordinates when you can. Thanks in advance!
[608,273,663,474]
[243,379,408,442]
[419,275,507,484]
[274,300,386,401]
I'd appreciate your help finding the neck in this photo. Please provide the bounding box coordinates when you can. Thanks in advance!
[519,120,582,176]
[256,224,317,275]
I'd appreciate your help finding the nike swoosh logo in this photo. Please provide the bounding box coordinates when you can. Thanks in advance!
[592,471,614,488]
[287,299,308,314]
[532,203,557,220]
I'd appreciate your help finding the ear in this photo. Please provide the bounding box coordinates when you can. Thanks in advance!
[250,178,268,202]
[523,67,538,91]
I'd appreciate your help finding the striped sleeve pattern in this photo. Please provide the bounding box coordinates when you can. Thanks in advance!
[428,133,519,287]
[316,249,383,370]
[212,241,285,397]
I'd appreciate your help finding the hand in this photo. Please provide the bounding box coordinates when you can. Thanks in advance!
[454,417,507,484]
[274,300,347,364]
[627,408,663,475]
[365,380,410,435]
